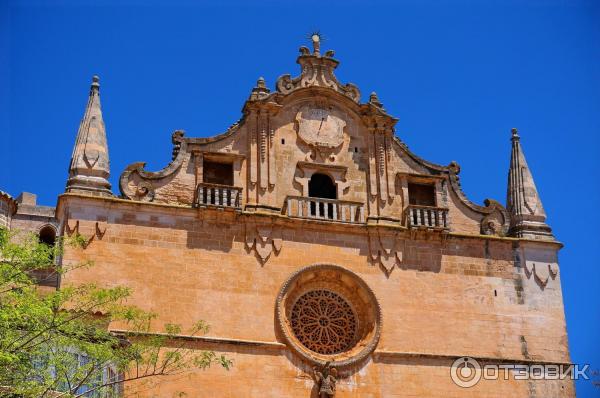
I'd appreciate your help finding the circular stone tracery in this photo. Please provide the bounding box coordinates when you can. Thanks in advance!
[290,290,357,355]
[276,264,382,368]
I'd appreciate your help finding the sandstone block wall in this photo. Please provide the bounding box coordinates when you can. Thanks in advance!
[58,195,572,397]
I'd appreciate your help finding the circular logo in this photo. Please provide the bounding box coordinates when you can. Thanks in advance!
[450,357,482,388]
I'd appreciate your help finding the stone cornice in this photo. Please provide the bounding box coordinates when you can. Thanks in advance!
[56,192,563,249]
[109,329,571,366]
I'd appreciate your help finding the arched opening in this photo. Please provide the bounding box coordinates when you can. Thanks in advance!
[308,173,336,199]
[39,225,56,248]
[33,225,58,286]
[308,173,336,218]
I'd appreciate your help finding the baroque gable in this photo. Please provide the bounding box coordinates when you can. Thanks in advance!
[118,36,510,242]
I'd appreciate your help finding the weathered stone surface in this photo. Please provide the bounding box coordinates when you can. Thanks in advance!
[66,76,112,196]
[4,35,571,397]
[507,128,554,240]
[0,191,17,228]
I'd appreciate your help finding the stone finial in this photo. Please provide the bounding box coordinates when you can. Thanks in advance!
[249,76,271,100]
[506,128,553,240]
[277,36,361,102]
[369,92,384,109]
[65,75,112,196]
[310,32,321,56]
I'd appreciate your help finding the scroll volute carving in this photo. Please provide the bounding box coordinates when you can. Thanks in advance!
[480,199,510,237]
[119,131,187,202]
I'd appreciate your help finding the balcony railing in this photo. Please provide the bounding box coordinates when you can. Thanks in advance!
[195,183,242,209]
[284,196,365,224]
[405,205,448,229]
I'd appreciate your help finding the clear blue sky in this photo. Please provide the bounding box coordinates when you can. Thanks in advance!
[1,0,598,395]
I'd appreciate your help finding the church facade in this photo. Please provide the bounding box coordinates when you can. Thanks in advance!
[3,37,573,397]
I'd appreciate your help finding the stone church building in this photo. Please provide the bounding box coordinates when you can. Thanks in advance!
[1,37,572,397]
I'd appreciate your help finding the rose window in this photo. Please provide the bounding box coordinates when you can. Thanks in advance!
[290,290,357,355]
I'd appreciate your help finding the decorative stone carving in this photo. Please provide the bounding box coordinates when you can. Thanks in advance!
[245,222,282,264]
[119,131,187,202]
[313,362,338,398]
[442,165,511,236]
[368,91,384,110]
[364,115,396,203]
[276,35,360,102]
[65,220,107,249]
[368,228,403,275]
[524,261,559,288]
[480,199,510,236]
[294,162,349,198]
[291,290,356,355]
[276,264,381,368]
[248,77,270,101]
[296,105,346,149]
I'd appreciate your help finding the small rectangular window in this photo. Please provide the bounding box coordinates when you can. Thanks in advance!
[203,161,234,186]
[408,183,436,206]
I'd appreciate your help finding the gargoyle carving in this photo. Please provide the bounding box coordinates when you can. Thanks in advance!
[65,220,107,249]
[313,362,338,398]
[245,223,282,264]
[368,228,403,275]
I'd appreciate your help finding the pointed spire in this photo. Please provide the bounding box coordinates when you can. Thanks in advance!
[66,75,112,196]
[506,128,553,240]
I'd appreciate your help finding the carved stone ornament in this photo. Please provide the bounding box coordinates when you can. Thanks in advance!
[245,222,282,264]
[296,105,346,149]
[479,199,510,236]
[314,362,338,398]
[524,261,559,288]
[276,39,360,102]
[368,228,403,275]
[65,220,107,249]
[119,130,187,202]
[276,264,381,368]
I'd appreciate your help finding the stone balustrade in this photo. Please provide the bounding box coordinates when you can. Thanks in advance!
[195,183,242,209]
[405,205,448,229]
[285,196,365,224]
